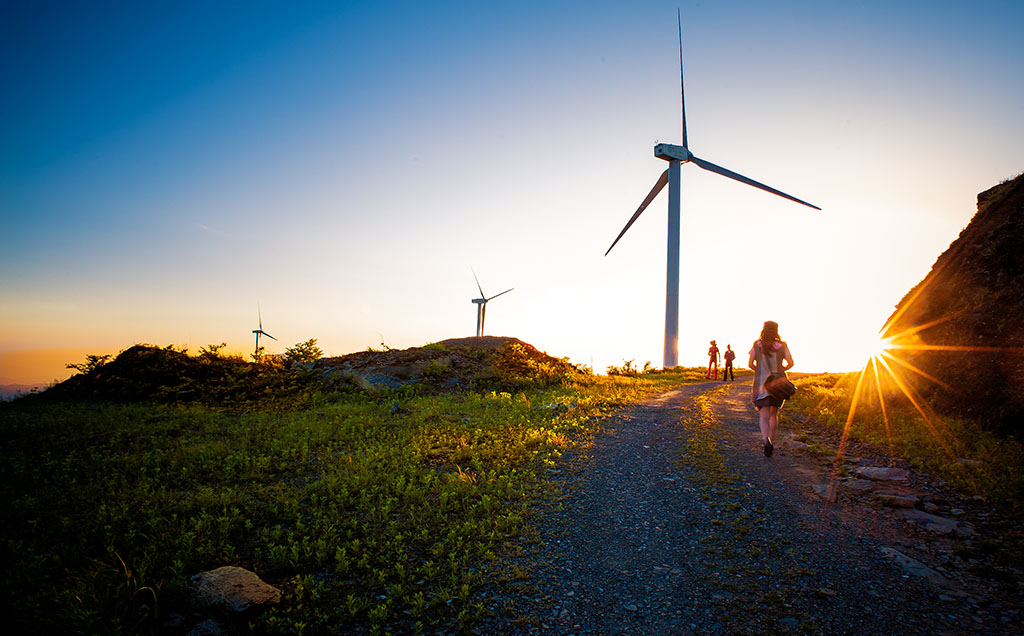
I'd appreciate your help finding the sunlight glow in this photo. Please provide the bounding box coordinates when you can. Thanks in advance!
[823,305,1023,491]
[868,358,894,457]
[862,334,894,361]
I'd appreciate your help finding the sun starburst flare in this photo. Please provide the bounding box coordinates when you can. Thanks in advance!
[817,311,1024,496]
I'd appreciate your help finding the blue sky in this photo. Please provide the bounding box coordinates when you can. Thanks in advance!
[2,0,1023,383]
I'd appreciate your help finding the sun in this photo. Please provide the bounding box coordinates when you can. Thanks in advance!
[853,332,893,363]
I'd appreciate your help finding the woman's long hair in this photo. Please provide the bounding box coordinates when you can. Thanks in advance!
[759,321,781,357]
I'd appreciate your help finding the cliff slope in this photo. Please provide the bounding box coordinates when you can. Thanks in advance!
[883,173,1024,430]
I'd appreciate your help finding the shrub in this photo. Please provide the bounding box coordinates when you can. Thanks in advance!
[284,338,324,367]
[65,354,112,375]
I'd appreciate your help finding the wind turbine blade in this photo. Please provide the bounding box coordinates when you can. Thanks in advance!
[678,9,687,149]
[690,155,821,210]
[472,269,485,298]
[604,169,670,256]
[258,303,263,330]
[487,288,514,301]
[264,332,277,341]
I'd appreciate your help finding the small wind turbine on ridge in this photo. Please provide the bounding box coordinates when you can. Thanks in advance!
[252,304,277,359]
[471,270,513,337]
[605,10,820,368]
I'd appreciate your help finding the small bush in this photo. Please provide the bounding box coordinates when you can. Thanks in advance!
[284,338,324,367]
[607,360,638,376]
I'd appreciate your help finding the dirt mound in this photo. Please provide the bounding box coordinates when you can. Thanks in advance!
[47,344,199,402]
[884,173,1024,430]
[26,338,582,406]
[321,336,583,391]
[36,344,313,407]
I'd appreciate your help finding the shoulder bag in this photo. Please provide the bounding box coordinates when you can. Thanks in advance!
[765,372,797,400]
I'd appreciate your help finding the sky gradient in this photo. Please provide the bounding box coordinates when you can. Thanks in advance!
[2,0,1023,386]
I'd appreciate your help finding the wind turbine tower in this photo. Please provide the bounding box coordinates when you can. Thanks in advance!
[471,271,513,337]
[252,305,277,359]
[605,12,820,368]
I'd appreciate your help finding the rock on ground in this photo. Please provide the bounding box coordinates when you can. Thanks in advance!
[190,566,282,614]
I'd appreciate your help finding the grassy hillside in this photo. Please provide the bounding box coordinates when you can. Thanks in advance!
[0,340,712,634]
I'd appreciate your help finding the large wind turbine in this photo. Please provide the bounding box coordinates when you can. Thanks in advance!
[605,12,820,368]
[252,305,277,358]
[471,271,513,337]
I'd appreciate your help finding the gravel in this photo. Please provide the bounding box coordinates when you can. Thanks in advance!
[475,381,1023,635]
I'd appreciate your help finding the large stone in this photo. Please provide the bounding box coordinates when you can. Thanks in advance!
[811,483,838,502]
[879,547,950,588]
[340,370,375,391]
[897,509,959,535]
[875,493,920,508]
[953,522,977,538]
[854,466,909,481]
[843,479,874,492]
[190,566,282,614]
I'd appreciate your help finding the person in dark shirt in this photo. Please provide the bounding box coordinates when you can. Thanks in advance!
[722,344,736,381]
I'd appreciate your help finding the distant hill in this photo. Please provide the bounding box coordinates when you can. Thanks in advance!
[0,382,47,401]
[12,337,582,407]
[883,173,1024,431]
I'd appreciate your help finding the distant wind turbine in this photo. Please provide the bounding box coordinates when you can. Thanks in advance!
[471,271,513,337]
[252,305,277,358]
[605,11,820,368]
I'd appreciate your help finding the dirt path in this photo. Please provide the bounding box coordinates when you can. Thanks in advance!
[477,381,1022,635]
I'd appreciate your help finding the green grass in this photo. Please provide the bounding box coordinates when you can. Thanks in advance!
[0,367,707,634]
[784,373,1024,516]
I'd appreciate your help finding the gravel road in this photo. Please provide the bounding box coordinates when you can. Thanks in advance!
[476,380,1023,635]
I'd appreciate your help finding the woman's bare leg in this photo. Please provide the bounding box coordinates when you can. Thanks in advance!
[767,405,779,443]
[759,405,779,456]
[758,406,772,443]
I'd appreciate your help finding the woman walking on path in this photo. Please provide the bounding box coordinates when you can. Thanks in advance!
[748,321,793,457]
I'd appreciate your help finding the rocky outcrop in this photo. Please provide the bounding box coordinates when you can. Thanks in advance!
[883,173,1024,431]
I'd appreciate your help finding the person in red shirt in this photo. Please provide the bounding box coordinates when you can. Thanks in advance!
[706,340,720,379]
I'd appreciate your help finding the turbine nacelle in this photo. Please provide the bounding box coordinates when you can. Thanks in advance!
[654,143,692,163]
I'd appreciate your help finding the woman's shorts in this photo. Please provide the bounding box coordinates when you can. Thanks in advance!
[754,395,784,408]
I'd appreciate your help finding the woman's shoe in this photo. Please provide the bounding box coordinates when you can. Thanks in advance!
[763,440,774,457]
